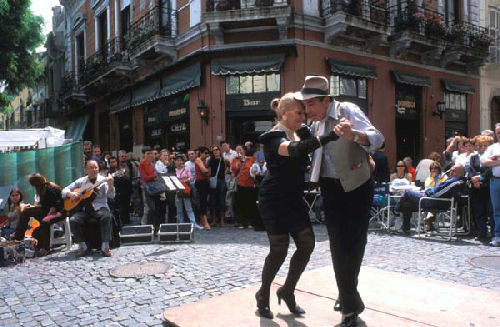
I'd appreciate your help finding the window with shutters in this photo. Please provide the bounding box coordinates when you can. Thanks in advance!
[489,8,500,62]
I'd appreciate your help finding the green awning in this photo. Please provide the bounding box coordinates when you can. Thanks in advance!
[442,80,475,94]
[109,92,132,114]
[159,63,201,98]
[131,79,161,107]
[391,71,431,87]
[211,54,285,76]
[65,114,89,141]
[327,58,377,79]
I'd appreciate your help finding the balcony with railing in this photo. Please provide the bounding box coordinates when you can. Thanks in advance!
[124,5,177,61]
[79,37,132,90]
[203,0,292,43]
[388,2,492,67]
[323,0,389,45]
[59,72,87,104]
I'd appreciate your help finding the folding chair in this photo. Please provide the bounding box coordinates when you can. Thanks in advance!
[369,182,390,230]
[49,217,72,251]
[417,197,458,240]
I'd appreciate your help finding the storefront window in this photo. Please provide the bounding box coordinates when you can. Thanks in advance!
[225,73,281,94]
[330,75,367,99]
[253,75,266,93]
[445,92,466,110]
[444,92,467,138]
[266,74,280,91]
[240,76,253,94]
[226,76,239,94]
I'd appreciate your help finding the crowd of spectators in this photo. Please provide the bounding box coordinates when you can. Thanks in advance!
[371,126,500,246]
[3,124,500,258]
[81,139,268,236]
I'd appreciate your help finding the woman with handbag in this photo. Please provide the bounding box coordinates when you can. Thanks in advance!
[254,93,338,319]
[208,145,227,227]
[174,154,202,229]
[195,146,211,230]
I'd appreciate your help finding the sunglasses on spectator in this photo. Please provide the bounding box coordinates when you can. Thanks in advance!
[397,165,405,167]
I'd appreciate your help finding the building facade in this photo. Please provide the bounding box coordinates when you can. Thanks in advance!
[56,0,491,164]
[479,0,500,131]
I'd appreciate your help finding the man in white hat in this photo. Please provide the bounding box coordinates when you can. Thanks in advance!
[294,75,384,327]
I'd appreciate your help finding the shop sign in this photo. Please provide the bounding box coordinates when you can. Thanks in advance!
[151,129,162,137]
[168,107,187,118]
[445,109,466,122]
[242,99,261,106]
[171,122,187,132]
[148,116,159,124]
[395,96,417,118]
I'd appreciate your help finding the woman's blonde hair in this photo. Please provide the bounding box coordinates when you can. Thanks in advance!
[270,92,303,120]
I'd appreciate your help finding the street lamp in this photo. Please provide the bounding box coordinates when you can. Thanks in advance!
[197,100,209,125]
[432,100,446,119]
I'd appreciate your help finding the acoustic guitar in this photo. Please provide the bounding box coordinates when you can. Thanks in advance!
[25,217,40,237]
[63,170,125,212]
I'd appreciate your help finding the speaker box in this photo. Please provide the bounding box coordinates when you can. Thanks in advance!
[119,225,154,243]
[158,223,194,243]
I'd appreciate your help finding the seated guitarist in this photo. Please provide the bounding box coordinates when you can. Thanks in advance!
[63,160,115,257]
[14,173,65,256]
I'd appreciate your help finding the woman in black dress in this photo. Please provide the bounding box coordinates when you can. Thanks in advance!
[256,93,337,319]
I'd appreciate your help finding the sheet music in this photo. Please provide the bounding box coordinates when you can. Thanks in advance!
[170,176,185,190]
[162,177,177,191]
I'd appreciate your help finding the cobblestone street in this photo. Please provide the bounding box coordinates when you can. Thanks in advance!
[1,225,499,327]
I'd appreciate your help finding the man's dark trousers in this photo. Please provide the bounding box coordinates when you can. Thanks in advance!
[320,177,373,315]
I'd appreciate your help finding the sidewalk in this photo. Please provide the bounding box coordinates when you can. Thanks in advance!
[163,266,500,327]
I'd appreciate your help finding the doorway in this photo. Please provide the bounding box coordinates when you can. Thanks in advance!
[119,109,133,152]
[491,96,500,129]
[98,111,110,151]
[395,84,421,162]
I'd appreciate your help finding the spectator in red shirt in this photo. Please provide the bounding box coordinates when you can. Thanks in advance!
[232,145,259,229]
[139,146,163,233]
[403,156,415,182]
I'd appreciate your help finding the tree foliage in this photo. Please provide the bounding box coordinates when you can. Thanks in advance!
[0,0,45,112]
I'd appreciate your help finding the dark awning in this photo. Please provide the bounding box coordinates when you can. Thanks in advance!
[211,54,285,76]
[109,92,132,114]
[327,58,377,79]
[159,63,201,99]
[131,79,161,107]
[441,80,475,94]
[391,71,431,87]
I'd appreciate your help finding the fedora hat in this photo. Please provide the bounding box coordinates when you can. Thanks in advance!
[293,75,332,101]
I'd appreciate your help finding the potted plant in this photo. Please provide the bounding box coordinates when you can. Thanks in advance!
[425,14,446,39]
[447,23,467,44]
[471,32,493,50]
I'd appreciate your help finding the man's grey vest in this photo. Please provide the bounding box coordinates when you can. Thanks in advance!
[316,102,371,192]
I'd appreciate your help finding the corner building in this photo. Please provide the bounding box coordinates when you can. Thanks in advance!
[59,0,490,164]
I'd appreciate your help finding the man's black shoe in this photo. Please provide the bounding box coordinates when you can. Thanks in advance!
[340,313,358,327]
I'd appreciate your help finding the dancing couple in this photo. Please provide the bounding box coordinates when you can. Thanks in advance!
[256,75,384,327]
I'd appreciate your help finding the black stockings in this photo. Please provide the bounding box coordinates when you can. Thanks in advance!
[259,227,315,303]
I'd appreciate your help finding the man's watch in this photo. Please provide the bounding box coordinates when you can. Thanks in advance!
[353,131,360,143]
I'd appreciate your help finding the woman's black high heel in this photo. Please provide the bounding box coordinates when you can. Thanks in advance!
[276,287,305,315]
[255,290,274,319]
